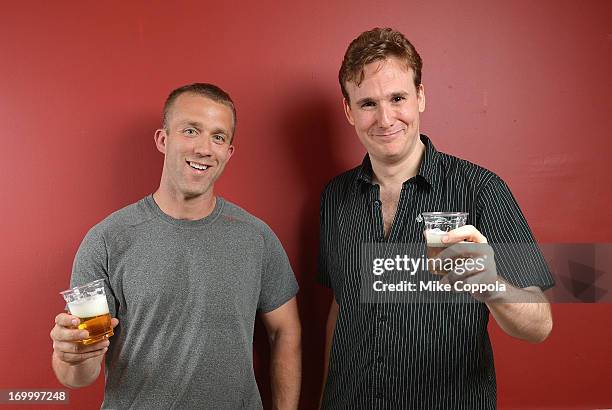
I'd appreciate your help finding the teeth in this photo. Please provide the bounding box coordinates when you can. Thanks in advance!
[189,162,208,170]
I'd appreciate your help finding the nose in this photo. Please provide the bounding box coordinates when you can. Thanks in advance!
[193,136,212,157]
[376,103,394,128]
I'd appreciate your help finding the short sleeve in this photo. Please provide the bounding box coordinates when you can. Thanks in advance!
[257,228,299,313]
[70,226,118,318]
[317,187,333,288]
[476,176,555,291]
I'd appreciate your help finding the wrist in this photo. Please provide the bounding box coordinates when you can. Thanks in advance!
[53,351,86,367]
[469,277,507,303]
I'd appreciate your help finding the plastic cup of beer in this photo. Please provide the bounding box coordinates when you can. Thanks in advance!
[60,279,113,345]
[422,212,468,274]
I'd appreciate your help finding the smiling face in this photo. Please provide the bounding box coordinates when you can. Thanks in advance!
[343,56,425,165]
[155,92,234,200]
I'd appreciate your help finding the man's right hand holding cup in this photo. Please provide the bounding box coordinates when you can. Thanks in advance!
[50,313,119,365]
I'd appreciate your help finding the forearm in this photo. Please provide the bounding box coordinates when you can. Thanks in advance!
[269,330,301,410]
[52,353,102,388]
[486,281,553,343]
[320,299,338,408]
[321,320,334,395]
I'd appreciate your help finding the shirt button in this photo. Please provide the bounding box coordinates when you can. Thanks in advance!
[377,355,384,363]
[373,200,381,207]
[375,392,384,399]
[379,316,387,323]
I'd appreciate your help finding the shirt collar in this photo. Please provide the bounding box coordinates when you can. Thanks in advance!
[356,134,441,188]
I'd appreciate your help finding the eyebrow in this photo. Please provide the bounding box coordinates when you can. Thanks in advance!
[354,91,410,106]
[177,120,203,129]
[178,121,229,136]
[210,127,229,136]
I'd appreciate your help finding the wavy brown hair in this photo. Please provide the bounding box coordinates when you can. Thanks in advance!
[339,28,423,102]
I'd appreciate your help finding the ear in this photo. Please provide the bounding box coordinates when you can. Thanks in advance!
[417,84,426,113]
[154,129,167,154]
[343,98,355,126]
[226,144,235,160]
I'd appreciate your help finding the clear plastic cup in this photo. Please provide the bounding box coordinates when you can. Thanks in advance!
[422,212,468,274]
[60,279,113,345]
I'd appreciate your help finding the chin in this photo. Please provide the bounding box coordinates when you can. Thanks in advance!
[180,187,210,200]
[371,148,405,161]
[183,192,202,200]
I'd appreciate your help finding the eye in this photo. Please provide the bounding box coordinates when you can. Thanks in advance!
[212,134,226,143]
[360,101,376,109]
[391,96,406,103]
[183,128,198,136]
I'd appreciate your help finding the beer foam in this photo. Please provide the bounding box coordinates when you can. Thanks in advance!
[68,294,109,318]
[425,228,447,246]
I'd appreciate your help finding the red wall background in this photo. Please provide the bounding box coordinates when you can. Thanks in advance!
[1,1,611,409]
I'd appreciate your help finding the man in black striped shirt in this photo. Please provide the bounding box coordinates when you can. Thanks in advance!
[318,28,554,409]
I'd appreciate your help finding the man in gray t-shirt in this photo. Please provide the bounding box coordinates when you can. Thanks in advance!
[50,83,301,409]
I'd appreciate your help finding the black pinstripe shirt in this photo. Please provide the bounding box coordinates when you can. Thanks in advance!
[318,135,554,410]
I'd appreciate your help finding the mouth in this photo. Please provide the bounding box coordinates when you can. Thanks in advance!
[187,160,210,171]
[373,129,404,138]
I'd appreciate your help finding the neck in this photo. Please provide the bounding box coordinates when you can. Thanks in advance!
[152,187,217,221]
[370,138,425,188]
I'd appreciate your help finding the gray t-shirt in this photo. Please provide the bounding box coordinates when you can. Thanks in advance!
[71,195,299,409]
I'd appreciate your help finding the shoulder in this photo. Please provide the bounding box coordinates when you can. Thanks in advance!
[218,198,280,243]
[86,197,154,242]
[436,151,505,192]
[321,166,361,202]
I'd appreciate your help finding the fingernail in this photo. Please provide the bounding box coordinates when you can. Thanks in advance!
[442,235,449,243]
[80,332,88,339]
[71,319,79,326]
